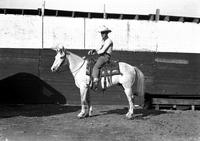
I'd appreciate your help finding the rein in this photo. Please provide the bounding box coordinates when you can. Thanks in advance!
[71,59,86,75]
[55,50,86,75]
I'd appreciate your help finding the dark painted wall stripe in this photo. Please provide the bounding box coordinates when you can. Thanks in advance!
[0,48,200,104]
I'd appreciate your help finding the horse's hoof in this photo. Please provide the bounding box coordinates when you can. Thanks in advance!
[88,113,92,117]
[126,115,134,120]
[89,110,93,117]
[77,113,89,119]
[126,113,134,120]
[127,116,134,120]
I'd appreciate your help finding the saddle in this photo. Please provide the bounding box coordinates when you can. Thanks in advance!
[86,57,121,78]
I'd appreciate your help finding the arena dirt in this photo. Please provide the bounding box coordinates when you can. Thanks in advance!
[0,104,200,141]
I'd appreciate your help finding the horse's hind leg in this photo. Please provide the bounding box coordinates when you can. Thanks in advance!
[124,88,135,119]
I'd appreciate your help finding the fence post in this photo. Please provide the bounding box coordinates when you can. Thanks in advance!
[84,18,86,49]
[41,0,45,49]
[155,9,160,22]
[38,0,45,77]
[103,4,107,19]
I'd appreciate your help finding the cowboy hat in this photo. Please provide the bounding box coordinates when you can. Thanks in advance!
[98,25,112,33]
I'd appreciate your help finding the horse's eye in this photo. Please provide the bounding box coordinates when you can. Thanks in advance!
[60,56,65,59]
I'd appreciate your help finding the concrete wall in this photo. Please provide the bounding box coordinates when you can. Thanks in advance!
[0,15,42,48]
[1,14,200,53]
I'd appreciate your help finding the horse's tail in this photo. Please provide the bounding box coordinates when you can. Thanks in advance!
[134,67,145,106]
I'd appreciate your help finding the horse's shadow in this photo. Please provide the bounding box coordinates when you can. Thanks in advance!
[96,107,168,119]
[0,104,81,118]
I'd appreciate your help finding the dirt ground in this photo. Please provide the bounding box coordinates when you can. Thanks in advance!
[0,104,200,141]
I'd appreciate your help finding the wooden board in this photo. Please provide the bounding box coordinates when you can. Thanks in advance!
[1,48,200,105]
[153,98,200,105]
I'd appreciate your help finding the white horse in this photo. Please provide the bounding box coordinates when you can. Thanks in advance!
[51,45,145,119]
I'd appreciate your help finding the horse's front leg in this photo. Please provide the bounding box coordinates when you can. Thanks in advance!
[86,89,93,117]
[77,85,91,118]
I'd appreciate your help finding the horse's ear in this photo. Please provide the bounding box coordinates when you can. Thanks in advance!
[51,47,58,52]
[54,44,64,52]
[61,46,65,52]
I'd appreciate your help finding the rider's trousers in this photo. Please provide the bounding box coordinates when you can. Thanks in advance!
[92,53,110,80]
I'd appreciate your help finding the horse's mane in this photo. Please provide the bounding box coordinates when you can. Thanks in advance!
[64,50,86,71]
[66,50,84,61]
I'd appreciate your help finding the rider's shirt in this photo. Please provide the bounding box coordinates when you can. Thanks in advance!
[96,38,113,55]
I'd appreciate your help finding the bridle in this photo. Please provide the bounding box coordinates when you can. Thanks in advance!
[59,50,86,75]
[53,50,69,73]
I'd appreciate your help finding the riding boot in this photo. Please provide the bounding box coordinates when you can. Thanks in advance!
[92,78,99,90]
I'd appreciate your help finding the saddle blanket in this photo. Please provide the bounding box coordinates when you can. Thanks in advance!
[86,58,121,77]
[86,57,121,90]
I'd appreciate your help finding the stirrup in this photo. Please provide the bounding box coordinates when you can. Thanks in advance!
[89,80,98,90]
[92,81,98,90]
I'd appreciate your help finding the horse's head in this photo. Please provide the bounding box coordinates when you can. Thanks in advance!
[51,44,69,72]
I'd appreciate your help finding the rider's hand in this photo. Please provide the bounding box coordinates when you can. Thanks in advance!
[88,50,92,55]
[88,49,96,55]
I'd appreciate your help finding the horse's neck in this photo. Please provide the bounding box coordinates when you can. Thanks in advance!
[67,52,84,73]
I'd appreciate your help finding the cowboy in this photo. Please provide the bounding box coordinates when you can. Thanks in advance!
[88,25,113,89]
